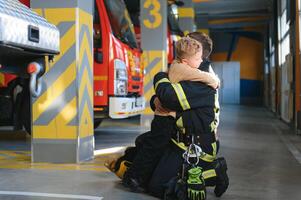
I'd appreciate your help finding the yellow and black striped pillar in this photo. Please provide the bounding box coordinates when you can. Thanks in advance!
[141,0,167,119]
[178,0,196,35]
[31,0,94,163]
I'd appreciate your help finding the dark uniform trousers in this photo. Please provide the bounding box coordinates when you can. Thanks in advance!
[148,139,220,198]
[124,115,177,187]
[121,70,220,198]
[146,72,220,198]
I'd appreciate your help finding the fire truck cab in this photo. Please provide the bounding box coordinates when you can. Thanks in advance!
[93,0,144,125]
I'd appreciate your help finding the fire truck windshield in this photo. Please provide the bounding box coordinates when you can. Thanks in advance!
[104,0,138,49]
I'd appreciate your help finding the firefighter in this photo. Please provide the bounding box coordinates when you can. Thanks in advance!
[147,71,229,198]
[107,32,229,199]
[148,32,229,199]
[121,36,219,192]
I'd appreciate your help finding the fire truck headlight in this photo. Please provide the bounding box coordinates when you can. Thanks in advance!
[114,59,128,95]
[116,69,127,80]
[116,80,127,95]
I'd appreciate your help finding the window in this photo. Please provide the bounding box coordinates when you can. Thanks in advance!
[168,5,183,35]
[104,0,138,49]
[93,1,102,48]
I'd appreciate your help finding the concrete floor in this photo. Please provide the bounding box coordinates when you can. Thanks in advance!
[0,105,301,199]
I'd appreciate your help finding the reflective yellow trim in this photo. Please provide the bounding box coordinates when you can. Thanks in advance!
[212,142,217,157]
[210,94,220,132]
[171,138,187,150]
[171,83,190,110]
[176,116,185,134]
[171,139,216,162]
[203,169,217,179]
[154,78,170,91]
[200,154,215,163]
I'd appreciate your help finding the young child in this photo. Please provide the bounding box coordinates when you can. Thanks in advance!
[169,36,219,85]
[106,36,220,191]
[154,36,219,118]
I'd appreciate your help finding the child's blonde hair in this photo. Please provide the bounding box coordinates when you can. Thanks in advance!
[176,36,203,61]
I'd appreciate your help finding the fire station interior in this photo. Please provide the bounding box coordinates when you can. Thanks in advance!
[0,0,301,199]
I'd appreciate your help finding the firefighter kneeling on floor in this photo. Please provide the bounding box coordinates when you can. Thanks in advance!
[106,71,229,199]
[147,71,229,200]
[105,32,229,199]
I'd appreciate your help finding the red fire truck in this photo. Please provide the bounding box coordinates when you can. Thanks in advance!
[0,0,144,132]
[93,0,144,127]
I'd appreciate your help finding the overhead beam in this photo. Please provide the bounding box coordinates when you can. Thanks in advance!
[208,21,269,29]
[196,11,272,19]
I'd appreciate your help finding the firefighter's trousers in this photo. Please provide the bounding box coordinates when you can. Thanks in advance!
[148,140,220,198]
[124,115,177,187]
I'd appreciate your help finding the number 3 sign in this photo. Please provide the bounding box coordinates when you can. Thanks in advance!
[143,0,162,29]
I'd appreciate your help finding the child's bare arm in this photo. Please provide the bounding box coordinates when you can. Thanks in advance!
[169,63,220,89]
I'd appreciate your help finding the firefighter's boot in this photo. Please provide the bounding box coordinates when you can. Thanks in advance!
[105,155,132,179]
[214,157,229,197]
[122,171,145,193]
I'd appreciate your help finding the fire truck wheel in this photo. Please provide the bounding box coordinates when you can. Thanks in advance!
[94,119,103,129]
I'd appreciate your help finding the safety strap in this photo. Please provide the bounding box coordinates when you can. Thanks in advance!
[171,139,217,163]
[176,116,185,134]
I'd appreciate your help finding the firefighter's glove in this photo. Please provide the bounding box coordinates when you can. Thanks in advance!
[187,167,206,200]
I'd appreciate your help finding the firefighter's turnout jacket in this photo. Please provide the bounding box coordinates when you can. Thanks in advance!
[153,71,220,163]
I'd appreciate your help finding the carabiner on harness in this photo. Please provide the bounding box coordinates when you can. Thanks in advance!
[182,135,204,166]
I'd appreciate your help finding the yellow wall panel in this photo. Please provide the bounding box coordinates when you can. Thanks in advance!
[212,37,263,80]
